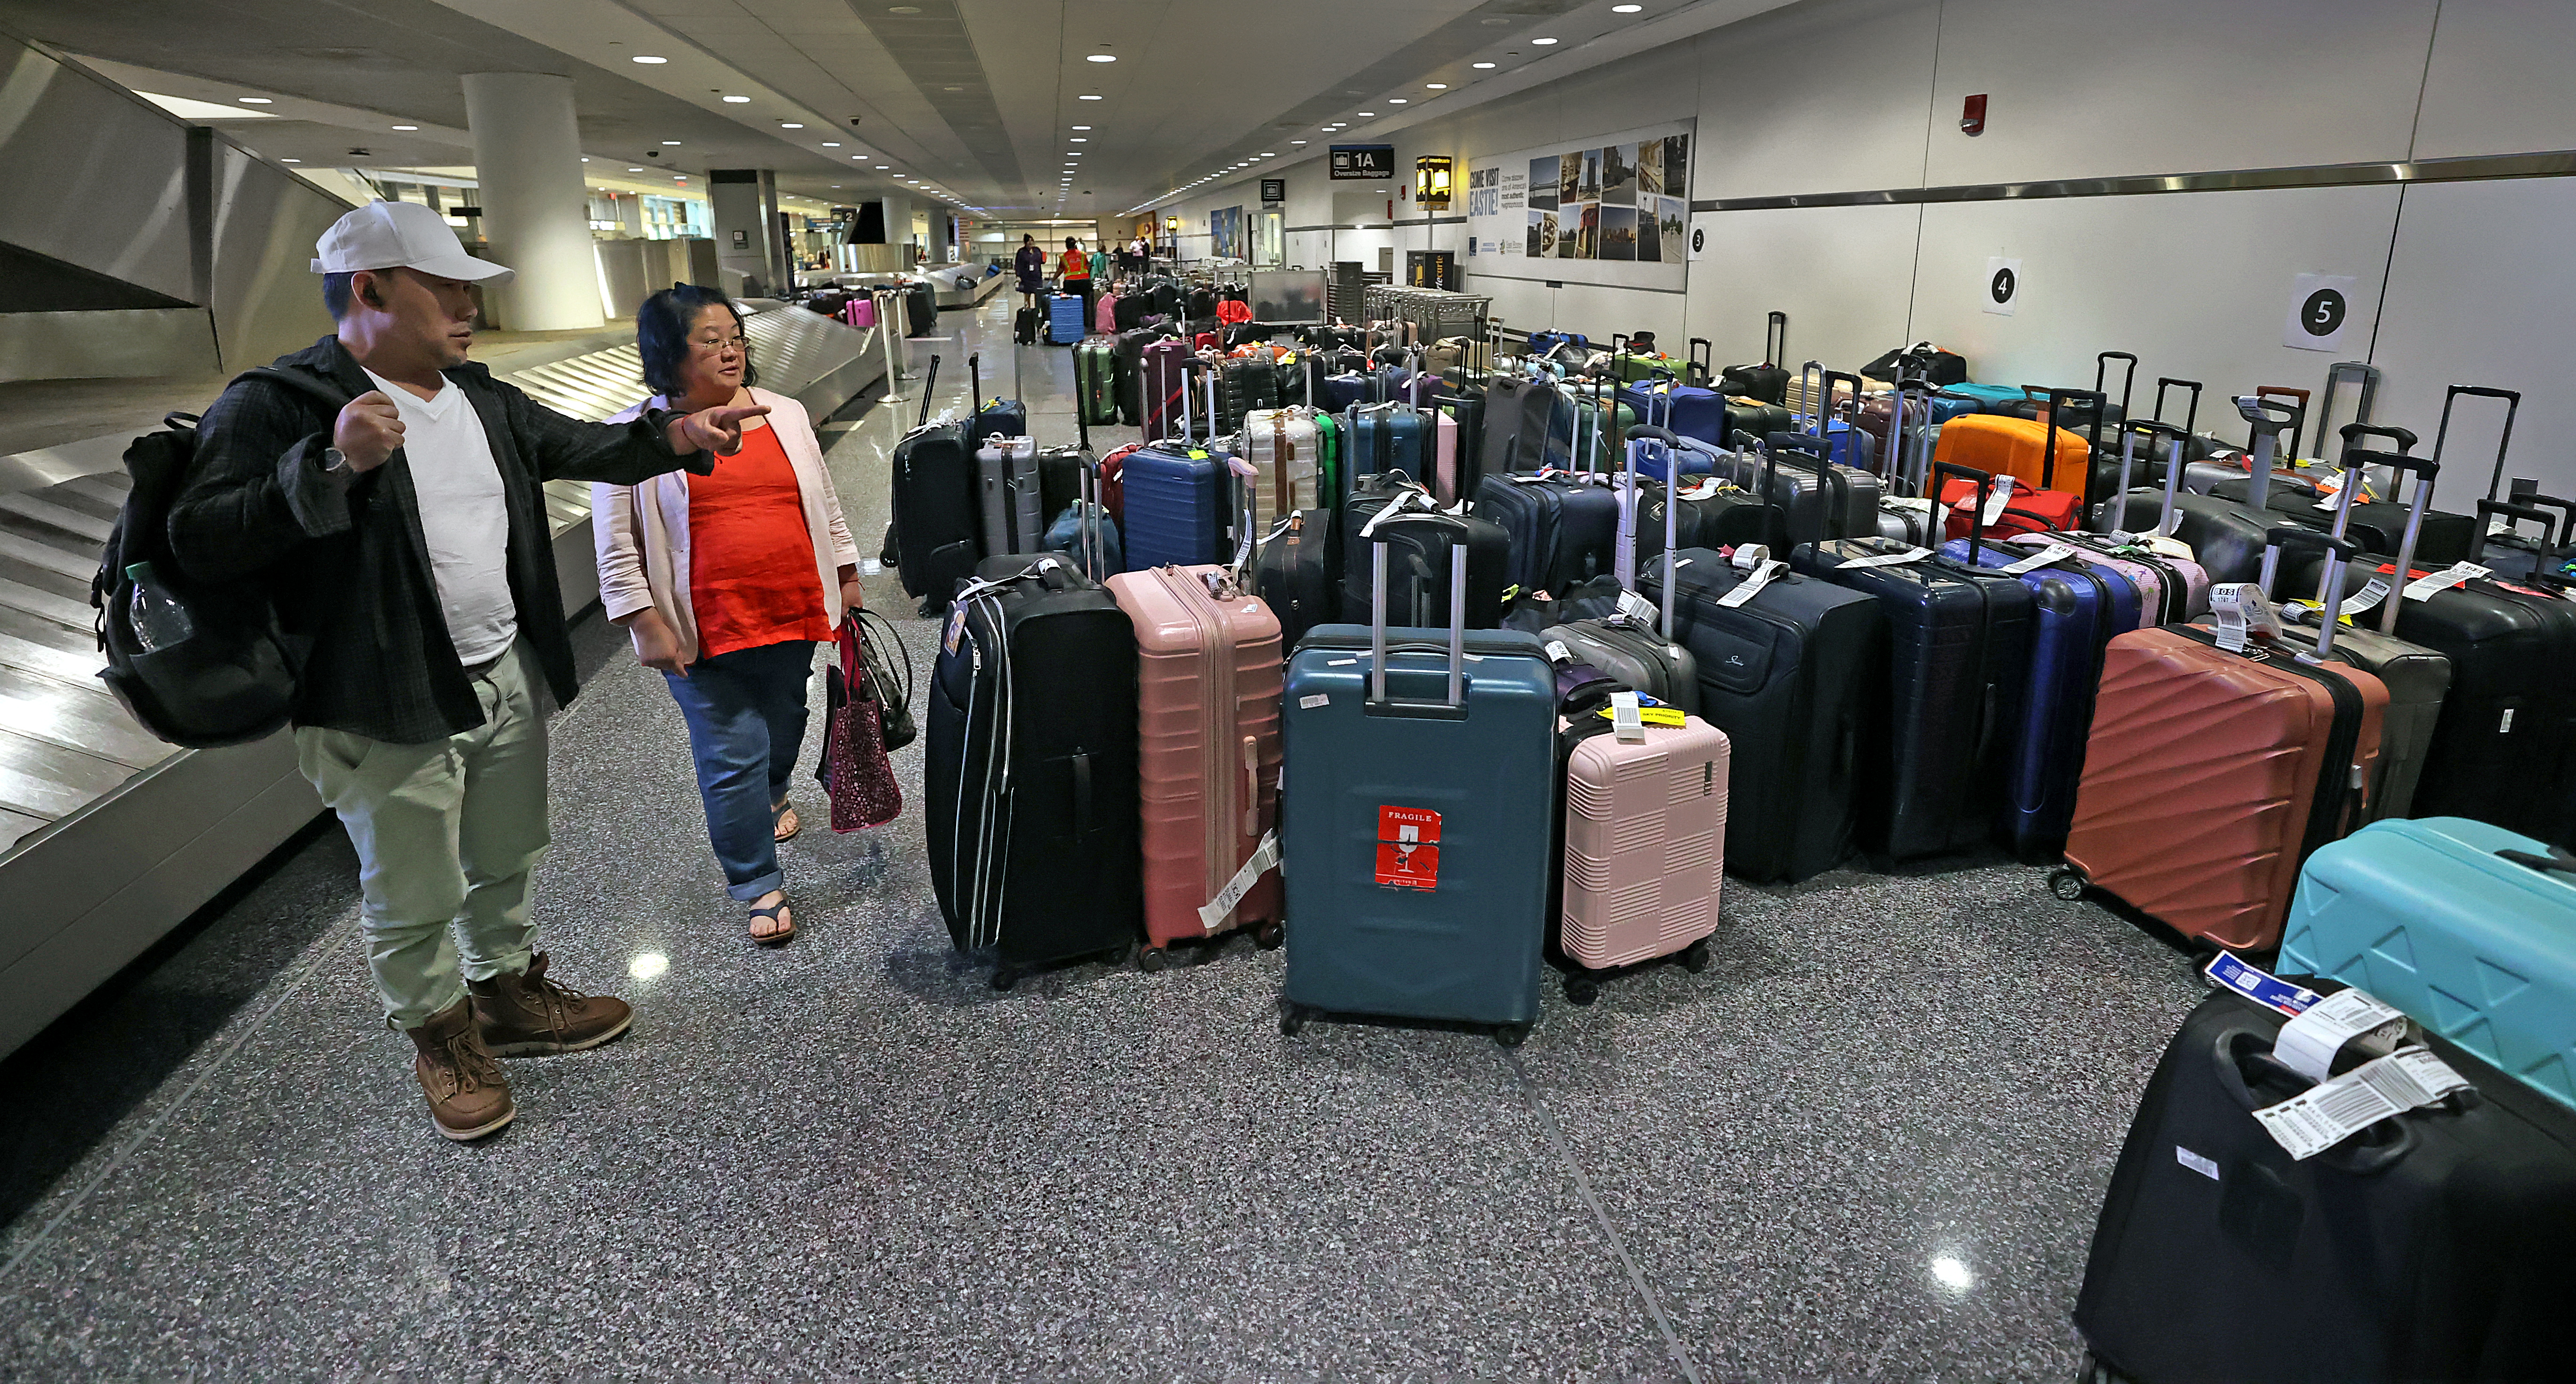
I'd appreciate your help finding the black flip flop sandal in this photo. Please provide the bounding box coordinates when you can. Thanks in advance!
[749,899,797,946]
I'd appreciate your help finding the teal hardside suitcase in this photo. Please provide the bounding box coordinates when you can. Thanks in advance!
[1280,538,1557,1046]
[2282,816,2576,1111]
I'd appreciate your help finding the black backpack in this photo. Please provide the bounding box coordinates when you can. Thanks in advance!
[94,368,345,748]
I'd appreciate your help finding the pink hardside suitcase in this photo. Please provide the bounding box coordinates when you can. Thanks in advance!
[1557,713,1730,1002]
[1107,563,1285,964]
[1095,292,1118,335]
[1432,410,1461,504]
[843,297,875,330]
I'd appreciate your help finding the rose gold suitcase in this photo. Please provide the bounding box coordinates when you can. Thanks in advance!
[1107,561,1285,966]
[1555,711,1731,1003]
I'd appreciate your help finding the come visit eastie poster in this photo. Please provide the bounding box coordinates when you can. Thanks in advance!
[1465,121,1693,291]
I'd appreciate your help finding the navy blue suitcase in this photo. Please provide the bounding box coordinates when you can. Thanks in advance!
[1344,403,1431,483]
[1934,467,2123,859]
[1474,470,1621,598]
[1120,444,1232,571]
[1642,546,1885,883]
[964,353,1025,452]
[1280,539,1558,1046]
[1047,291,1087,345]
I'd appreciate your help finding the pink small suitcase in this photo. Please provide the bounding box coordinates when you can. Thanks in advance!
[1107,560,1285,966]
[1095,291,1119,334]
[1432,409,1461,504]
[843,297,875,330]
[1557,711,1731,1003]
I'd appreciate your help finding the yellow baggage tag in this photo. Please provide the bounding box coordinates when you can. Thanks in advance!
[1596,703,1687,730]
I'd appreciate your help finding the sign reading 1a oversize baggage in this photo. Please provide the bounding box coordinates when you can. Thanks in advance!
[1330,144,1396,180]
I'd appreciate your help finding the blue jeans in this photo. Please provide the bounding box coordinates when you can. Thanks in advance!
[664,640,816,901]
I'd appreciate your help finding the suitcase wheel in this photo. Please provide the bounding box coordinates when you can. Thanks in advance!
[1679,939,1713,975]
[1252,919,1285,950]
[1279,1001,1310,1038]
[1562,973,1601,1006]
[2047,865,2090,902]
[1139,946,1171,974]
[1098,941,1134,969]
[989,966,1019,992]
[1492,1022,1531,1049]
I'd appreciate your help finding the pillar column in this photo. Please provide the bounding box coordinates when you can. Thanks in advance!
[459,72,601,331]
[709,169,784,297]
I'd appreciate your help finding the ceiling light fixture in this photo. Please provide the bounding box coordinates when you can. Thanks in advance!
[780,122,803,129]
[237,96,272,104]
[631,55,667,64]
[280,157,300,162]
[1357,112,1375,117]
[1290,139,1307,145]
[1612,3,1643,10]
[1389,98,1408,104]
[390,124,417,130]
[822,141,840,146]
[1079,94,1102,100]
[1086,53,1117,63]
[1071,125,1091,130]
[722,94,749,103]
[1426,83,1447,89]
[1533,36,1558,44]
[628,166,644,171]
[1473,61,1497,68]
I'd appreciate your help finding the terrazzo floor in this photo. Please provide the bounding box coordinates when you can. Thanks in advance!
[0,296,2208,1382]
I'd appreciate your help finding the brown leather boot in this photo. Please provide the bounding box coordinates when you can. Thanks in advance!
[406,999,515,1141]
[468,951,634,1056]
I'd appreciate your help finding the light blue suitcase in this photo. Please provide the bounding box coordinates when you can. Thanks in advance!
[2281,816,2576,1111]
[1280,538,1557,1046]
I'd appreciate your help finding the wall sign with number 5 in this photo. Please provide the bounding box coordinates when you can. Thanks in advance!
[2283,272,2358,352]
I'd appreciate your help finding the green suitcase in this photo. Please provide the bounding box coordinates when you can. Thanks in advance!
[1074,337,1119,426]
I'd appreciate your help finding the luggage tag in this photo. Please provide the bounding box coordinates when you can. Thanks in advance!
[2207,583,2282,654]
[1597,700,1685,733]
[2273,987,2409,1084]
[1980,475,2016,525]
[1198,829,1282,933]
[2205,951,2324,1017]
[1835,545,1931,570]
[1609,690,1647,743]
[2403,561,2491,601]
[1678,477,1726,500]
[2254,1046,2473,1161]
[1997,542,2078,575]
[1614,589,1662,629]
[1716,557,1787,609]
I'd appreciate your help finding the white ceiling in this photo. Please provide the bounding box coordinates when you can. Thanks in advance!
[0,0,1745,217]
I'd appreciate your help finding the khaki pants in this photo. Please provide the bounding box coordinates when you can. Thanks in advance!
[296,640,550,1028]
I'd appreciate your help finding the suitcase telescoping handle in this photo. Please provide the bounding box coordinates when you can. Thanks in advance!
[2312,361,2382,460]
[2343,443,2442,634]
[2098,419,2158,533]
[2128,419,2194,539]
[2153,377,2204,438]
[1688,338,1712,387]
[2094,352,2139,421]
[1764,311,1787,369]
[2251,386,2310,470]
[1818,370,1865,443]
[1367,529,1470,716]
[2039,387,2108,493]
[917,354,942,429]
[1620,430,1684,640]
[1934,461,1998,562]
[2438,384,2525,504]
[2233,395,2302,508]
[2258,526,2361,661]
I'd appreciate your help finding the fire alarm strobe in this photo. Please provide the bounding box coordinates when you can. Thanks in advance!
[1961,93,1988,137]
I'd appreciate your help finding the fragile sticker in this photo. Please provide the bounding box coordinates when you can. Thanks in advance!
[1375,805,1442,891]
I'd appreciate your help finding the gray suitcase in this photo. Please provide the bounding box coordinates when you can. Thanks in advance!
[977,435,1045,557]
[1538,438,1701,714]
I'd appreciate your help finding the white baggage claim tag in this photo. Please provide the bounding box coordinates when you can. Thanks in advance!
[1835,545,1930,571]
[2206,583,2281,654]
[2404,561,2490,601]
[2254,1046,2473,1160]
[1199,830,1282,933]
[1980,475,2016,525]
[2272,987,2407,1083]
[1998,542,2077,575]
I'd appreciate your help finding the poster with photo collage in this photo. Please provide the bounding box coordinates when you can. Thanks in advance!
[1467,121,1692,290]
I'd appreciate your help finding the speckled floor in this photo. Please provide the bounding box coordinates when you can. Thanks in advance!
[0,296,2206,1382]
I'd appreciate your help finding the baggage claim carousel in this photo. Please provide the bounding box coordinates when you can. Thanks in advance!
[0,304,887,1057]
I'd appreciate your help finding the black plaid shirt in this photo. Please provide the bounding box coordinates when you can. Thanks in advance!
[169,334,708,744]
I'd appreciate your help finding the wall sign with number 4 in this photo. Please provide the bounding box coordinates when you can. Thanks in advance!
[1982,256,2022,316]
[2284,272,2358,352]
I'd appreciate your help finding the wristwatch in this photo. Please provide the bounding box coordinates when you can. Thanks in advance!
[320,446,350,475]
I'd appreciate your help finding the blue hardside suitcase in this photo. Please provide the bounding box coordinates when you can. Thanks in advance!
[1618,383,1728,445]
[1120,443,1232,571]
[2283,816,2576,1112]
[1048,292,1087,345]
[1944,382,2027,413]
[1343,403,1430,484]
[1473,470,1620,598]
[1280,540,1557,1046]
[1938,515,2125,861]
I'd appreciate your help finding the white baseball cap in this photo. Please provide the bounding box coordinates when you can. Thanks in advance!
[310,200,514,283]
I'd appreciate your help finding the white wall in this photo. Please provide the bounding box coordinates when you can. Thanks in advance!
[1145,0,2576,493]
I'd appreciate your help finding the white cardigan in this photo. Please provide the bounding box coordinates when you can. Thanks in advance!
[595,387,861,666]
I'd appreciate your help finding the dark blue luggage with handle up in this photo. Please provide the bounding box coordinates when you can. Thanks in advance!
[1280,536,1558,1047]
[1047,291,1087,345]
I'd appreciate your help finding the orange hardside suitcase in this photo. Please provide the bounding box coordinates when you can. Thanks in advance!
[2054,530,2387,950]
[1107,559,1286,965]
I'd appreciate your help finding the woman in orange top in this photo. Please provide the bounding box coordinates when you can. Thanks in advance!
[596,286,862,944]
[1056,234,1093,327]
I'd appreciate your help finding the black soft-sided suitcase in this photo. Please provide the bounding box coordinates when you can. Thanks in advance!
[1015,306,1042,345]
[1342,476,1509,629]
[906,281,937,336]
[925,555,1142,988]
[1643,547,1885,883]
[1479,375,1562,477]
[892,419,979,615]
[2075,987,2576,1384]
[1255,509,1336,654]
[1717,310,1792,406]
[1790,534,2032,861]
[1472,470,1620,598]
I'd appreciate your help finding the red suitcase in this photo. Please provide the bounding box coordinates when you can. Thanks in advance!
[1106,525,1285,965]
[2054,527,2388,950]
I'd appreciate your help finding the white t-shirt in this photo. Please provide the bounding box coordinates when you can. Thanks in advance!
[362,367,518,667]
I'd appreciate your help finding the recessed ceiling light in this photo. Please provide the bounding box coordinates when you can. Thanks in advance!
[1389,98,1408,105]
[1260,152,1275,158]
[1071,125,1091,130]
[1613,3,1642,10]
[822,141,840,146]
[662,139,681,145]
[632,55,667,64]
[1079,94,1102,100]
[780,122,803,129]
[1533,36,1558,44]
[876,165,889,169]
[237,96,272,104]
[889,4,920,11]
[390,124,418,130]
[279,157,300,162]
[1357,112,1375,117]
[1086,54,1116,63]
[1290,140,1307,145]
[1473,61,1496,68]
[722,94,749,103]
[942,85,963,92]
[1426,83,1447,90]
[628,166,643,171]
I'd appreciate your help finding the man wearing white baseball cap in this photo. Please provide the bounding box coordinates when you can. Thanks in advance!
[168,199,767,1143]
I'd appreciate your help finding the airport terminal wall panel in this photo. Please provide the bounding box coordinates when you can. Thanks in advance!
[201,135,353,370]
[1679,202,1927,382]
[0,37,196,305]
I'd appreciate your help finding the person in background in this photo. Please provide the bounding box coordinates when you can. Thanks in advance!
[168,201,767,1144]
[1014,233,1046,310]
[596,286,861,949]
[1057,235,1093,324]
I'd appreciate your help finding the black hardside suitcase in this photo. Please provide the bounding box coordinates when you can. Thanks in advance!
[1015,306,1042,345]
[1643,547,1885,883]
[2213,474,2478,565]
[925,555,1142,988]
[1255,508,1336,654]
[891,383,981,616]
[2075,987,2576,1384]
[906,281,937,336]
[1790,535,2033,861]
[1341,478,1509,629]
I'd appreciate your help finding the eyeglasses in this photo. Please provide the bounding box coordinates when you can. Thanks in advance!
[690,334,748,354]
